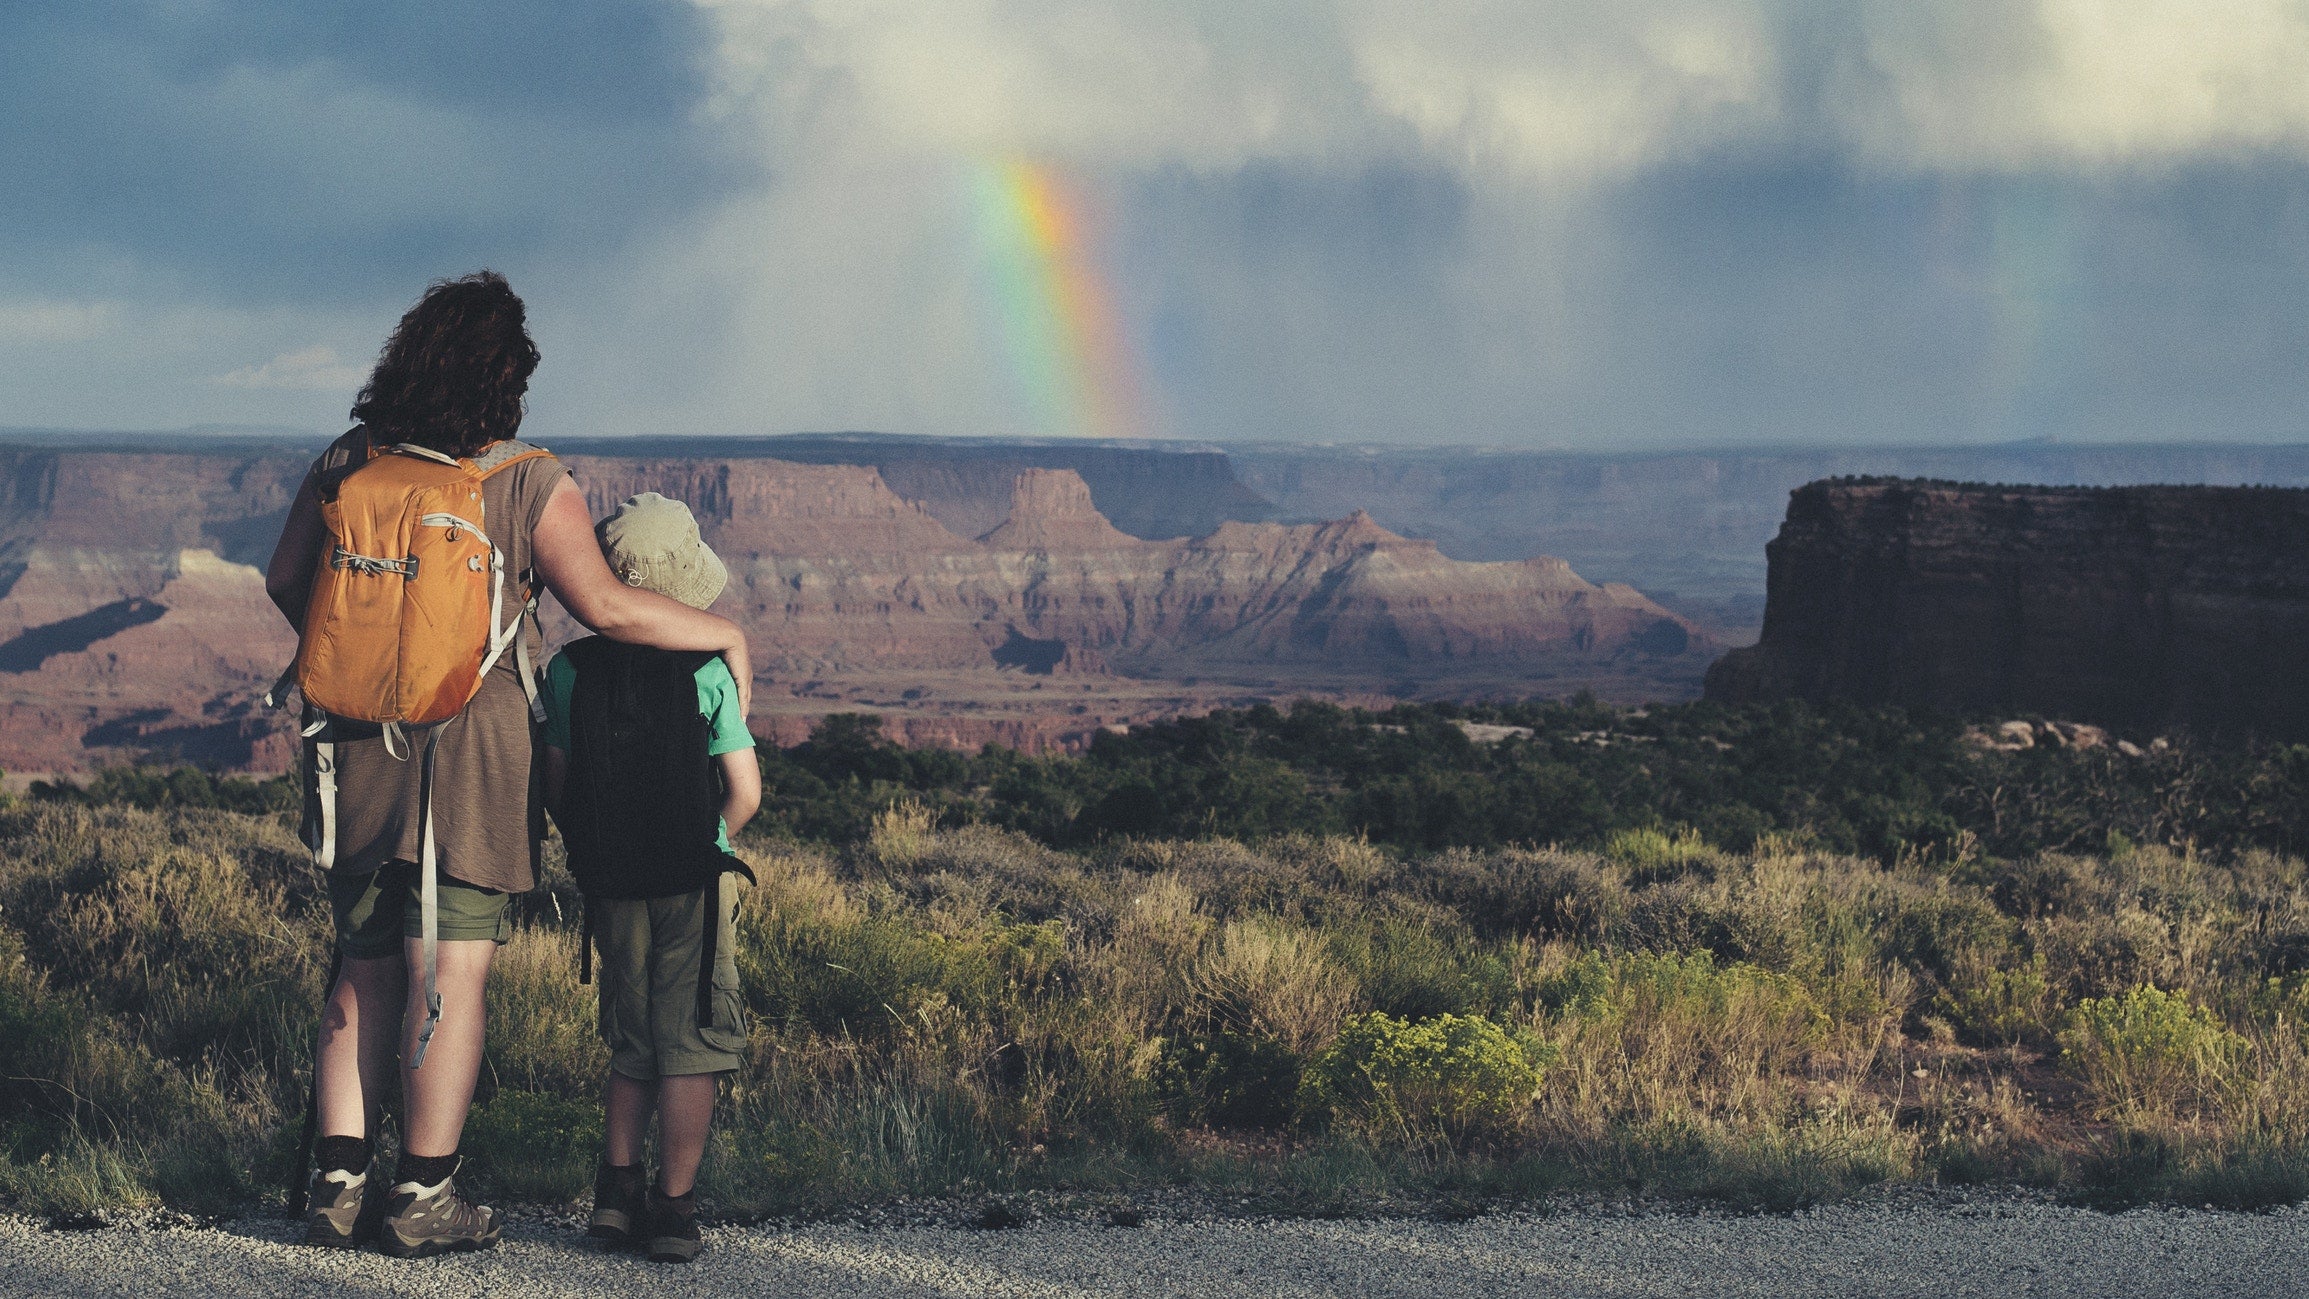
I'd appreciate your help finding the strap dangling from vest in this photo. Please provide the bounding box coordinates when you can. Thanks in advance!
[311,737,338,872]
[409,723,444,1071]
[515,594,545,724]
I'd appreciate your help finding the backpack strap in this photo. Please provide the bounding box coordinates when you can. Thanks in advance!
[312,427,380,503]
[514,595,544,723]
[311,735,337,871]
[696,876,720,1030]
[466,439,554,477]
[391,443,461,466]
[409,723,446,1071]
[470,442,554,721]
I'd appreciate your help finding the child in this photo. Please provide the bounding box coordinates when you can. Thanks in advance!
[541,492,760,1264]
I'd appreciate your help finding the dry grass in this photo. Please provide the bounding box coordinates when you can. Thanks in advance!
[6,802,2309,1215]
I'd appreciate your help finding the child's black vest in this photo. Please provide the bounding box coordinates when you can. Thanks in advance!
[554,637,754,900]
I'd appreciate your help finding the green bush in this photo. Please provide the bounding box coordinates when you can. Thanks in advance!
[1936,952,2056,1045]
[1159,1030,1302,1130]
[1300,1012,1549,1144]
[2061,985,2251,1118]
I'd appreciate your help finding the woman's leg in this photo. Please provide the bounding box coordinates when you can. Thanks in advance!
[397,938,498,1159]
[316,954,405,1140]
[654,1074,718,1197]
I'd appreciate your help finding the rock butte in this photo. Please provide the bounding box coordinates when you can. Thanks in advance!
[1706,478,2309,741]
[0,446,1710,773]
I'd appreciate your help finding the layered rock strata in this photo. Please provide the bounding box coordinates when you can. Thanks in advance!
[560,462,1708,681]
[0,443,1707,771]
[1704,478,2309,740]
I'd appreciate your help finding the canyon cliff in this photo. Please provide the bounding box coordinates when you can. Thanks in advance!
[556,459,1707,682]
[0,442,1707,772]
[1704,478,2309,740]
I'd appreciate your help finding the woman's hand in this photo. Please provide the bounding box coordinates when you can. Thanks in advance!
[532,477,748,653]
[722,638,753,719]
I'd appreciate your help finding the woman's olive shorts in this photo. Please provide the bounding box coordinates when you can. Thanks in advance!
[328,861,512,961]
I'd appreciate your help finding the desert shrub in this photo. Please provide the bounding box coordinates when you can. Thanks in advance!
[17,793,2309,1217]
[1300,1012,1548,1144]
[1605,827,1717,878]
[1936,951,2058,1045]
[752,700,2309,863]
[1535,949,1874,1145]
[864,799,939,871]
[1160,1031,1303,1130]
[1415,847,1627,944]
[1187,918,1354,1055]
[2061,985,2251,1119]
[29,766,297,817]
[1324,917,1514,1022]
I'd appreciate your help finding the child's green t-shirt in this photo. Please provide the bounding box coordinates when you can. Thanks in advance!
[541,649,756,851]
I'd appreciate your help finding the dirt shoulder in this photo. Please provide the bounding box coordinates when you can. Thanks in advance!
[5,1191,2305,1299]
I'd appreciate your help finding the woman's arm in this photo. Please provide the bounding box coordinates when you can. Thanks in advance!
[531,477,753,713]
[717,749,762,839]
[264,476,326,627]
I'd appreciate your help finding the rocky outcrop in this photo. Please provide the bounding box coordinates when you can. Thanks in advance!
[977,470,1138,550]
[1704,478,2309,740]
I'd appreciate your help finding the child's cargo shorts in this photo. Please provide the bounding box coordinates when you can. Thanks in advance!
[594,874,748,1079]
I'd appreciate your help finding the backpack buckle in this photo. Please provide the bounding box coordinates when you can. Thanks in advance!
[331,546,419,579]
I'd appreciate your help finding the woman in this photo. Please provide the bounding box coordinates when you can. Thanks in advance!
[265,271,751,1257]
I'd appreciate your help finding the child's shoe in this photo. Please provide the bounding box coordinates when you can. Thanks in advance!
[588,1160,647,1242]
[644,1188,703,1263]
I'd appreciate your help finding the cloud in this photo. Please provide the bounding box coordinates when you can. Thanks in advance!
[0,300,117,344]
[0,0,745,303]
[694,1,2309,179]
[8,1,2309,449]
[215,346,369,392]
[1839,0,2309,169]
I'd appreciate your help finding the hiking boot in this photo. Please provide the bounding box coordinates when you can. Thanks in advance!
[587,1161,647,1243]
[643,1188,703,1264]
[377,1160,502,1259]
[302,1166,384,1250]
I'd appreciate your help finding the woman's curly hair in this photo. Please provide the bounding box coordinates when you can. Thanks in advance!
[351,271,539,457]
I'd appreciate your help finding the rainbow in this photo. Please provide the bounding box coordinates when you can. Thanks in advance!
[970,159,1145,440]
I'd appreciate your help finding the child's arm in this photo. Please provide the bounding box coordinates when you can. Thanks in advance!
[543,745,568,808]
[717,750,761,839]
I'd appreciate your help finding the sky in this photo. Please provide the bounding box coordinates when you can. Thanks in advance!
[3,0,2307,450]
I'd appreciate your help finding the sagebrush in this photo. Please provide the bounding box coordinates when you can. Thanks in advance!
[6,798,2309,1216]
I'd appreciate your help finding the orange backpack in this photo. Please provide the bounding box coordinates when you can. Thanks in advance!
[289,436,553,732]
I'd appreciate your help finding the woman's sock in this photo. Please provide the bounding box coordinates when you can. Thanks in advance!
[316,1136,371,1177]
[394,1150,460,1189]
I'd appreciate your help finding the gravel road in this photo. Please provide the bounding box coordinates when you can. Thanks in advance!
[5,1195,2305,1298]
